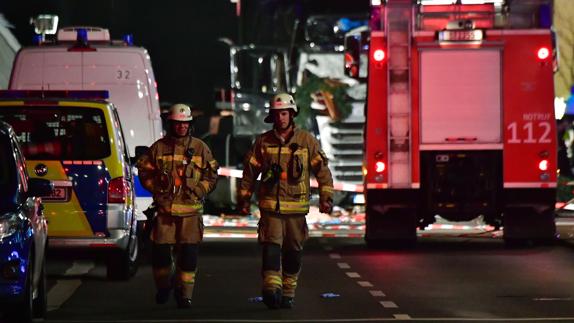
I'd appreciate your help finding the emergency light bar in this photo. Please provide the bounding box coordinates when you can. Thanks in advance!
[0,90,110,100]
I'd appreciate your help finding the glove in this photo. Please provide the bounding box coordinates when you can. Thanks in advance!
[319,199,333,214]
[237,199,251,215]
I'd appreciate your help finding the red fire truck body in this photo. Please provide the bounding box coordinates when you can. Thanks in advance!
[348,0,556,244]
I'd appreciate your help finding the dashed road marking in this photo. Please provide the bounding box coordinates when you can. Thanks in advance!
[329,253,341,259]
[357,281,374,287]
[380,301,398,308]
[337,262,351,269]
[393,314,412,319]
[346,272,361,278]
[323,245,334,251]
[369,290,386,297]
[47,261,94,312]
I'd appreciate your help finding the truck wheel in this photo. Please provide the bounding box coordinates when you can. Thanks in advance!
[107,235,139,280]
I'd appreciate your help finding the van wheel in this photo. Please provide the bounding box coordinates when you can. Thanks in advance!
[107,236,139,280]
[33,255,47,318]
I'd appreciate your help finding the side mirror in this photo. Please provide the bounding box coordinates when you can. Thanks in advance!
[28,178,54,197]
[131,145,150,165]
[344,26,370,80]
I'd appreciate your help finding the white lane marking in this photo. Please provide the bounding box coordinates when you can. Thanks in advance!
[47,261,95,312]
[393,314,412,319]
[44,318,574,322]
[346,272,361,278]
[369,290,386,297]
[323,245,333,251]
[357,281,374,287]
[533,297,573,301]
[329,253,341,259]
[380,301,398,308]
[337,262,351,269]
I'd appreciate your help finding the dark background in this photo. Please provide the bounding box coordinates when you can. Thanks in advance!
[0,0,368,114]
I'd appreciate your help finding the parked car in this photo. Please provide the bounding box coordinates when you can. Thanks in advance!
[0,121,52,322]
[0,90,139,280]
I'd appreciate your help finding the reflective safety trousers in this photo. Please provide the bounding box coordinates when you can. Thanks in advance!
[138,136,218,216]
[239,128,334,215]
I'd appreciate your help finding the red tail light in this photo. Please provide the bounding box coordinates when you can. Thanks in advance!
[108,177,129,203]
[538,159,549,171]
[375,161,386,173]
[537,47,550,60]
[373,49,385,62]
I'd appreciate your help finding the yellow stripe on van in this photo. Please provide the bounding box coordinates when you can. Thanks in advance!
[27,160,94,237]
[58,101,106,108]
[0,101,25,106]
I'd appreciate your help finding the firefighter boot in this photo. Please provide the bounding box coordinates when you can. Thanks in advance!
[262,270,282,309]
[153,266,173,304]
[281,272,299,309]
[174,269,195,309]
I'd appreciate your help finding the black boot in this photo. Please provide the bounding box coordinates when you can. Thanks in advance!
[262,289,282,309]
[155,288,171,305]
[280,296,294,309]
[175,296,192,309]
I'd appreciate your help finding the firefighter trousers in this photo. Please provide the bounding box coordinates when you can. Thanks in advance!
[152,243,199,299]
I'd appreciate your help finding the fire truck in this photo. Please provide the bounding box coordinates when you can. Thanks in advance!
[344,0,557,245]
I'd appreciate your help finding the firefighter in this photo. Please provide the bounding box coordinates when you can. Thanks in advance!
[238,93,334,309]
[137,103,218,308]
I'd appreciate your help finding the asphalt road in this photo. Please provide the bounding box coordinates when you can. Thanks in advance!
[14,217,574,323]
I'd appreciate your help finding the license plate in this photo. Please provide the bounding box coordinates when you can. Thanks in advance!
[43,187,68,201]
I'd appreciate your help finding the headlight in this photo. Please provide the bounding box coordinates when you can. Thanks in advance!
[0,213,22,239]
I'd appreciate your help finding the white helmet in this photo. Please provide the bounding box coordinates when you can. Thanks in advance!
[167,103,193,122]
[264,93,298,123]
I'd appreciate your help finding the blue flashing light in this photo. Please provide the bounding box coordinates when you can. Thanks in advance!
[123,34,134,46]
[76,28,88,45]
[0,90,110,100]
[32,34,43,45]
[337,18,368,34]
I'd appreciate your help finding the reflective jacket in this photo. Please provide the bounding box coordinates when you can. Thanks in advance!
[239,128,334,215]
[137,136,218,216]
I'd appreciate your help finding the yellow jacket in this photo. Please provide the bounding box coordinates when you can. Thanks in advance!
[137,136,218,216]
[240,128,333,215]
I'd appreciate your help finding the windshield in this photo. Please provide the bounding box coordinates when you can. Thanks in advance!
[0,106,111,160]
[234,49,288,94]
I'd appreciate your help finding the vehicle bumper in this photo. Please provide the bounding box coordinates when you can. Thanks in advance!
[0,232,32,300]
[48,228,130,250]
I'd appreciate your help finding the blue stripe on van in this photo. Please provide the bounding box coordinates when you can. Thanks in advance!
[66,164,110,235]
[134,174,152,197]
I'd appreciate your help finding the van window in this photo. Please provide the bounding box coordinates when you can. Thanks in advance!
[0,107,111,160]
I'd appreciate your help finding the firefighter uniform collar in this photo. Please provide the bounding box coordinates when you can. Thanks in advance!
[273,125,297,145]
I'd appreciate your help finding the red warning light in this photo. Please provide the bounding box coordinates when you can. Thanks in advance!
[537,47,550,60]
[373,49,385,62]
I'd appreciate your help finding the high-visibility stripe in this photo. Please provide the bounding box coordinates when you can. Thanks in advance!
[263,271,282,289]
[171,203,203,214]
[259,199,309,214]
[158,155,203,164]
[283,273,298,297]
[321,186,334,194]
[180,271,196,284]
[265,147,308,155]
